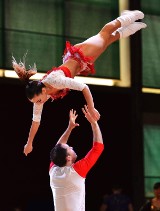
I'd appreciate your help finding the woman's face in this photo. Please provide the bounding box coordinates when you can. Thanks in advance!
[29,88,48,104]
[154,187,160,199]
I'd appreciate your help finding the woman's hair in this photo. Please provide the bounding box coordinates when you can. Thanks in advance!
[12,55,45,99]
[50,144,68,167]
[12,56,37,80]
[153,182,160,190]
[26,81,45,100]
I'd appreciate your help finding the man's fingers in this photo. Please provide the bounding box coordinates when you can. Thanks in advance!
[82,107,87,115]
[70,109,78,118]
[84,105,88,112]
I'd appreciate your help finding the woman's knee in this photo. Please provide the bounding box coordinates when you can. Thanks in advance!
[100,19,120,34]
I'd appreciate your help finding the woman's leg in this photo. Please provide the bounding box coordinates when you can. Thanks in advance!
[74,10,144,62]
[74,19,121,62]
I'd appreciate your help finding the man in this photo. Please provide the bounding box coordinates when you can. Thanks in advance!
[100,185,134,211]
[49,105,104,211]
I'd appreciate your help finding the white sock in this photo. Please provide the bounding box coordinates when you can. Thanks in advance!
[117,10,144,27]
[116,22,147,38]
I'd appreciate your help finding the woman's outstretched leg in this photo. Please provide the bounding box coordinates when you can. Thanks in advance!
[75,10,145,62]
[74,19,121,61]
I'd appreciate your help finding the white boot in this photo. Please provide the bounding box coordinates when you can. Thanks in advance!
[117,10,144,27]
[116,22,147,38]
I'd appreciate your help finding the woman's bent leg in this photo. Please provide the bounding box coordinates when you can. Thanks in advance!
[74,19,121,62]
[74,10,144,61]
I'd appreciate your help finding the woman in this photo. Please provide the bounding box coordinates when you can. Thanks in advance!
[139,182,160,211]
[12,10,146,156]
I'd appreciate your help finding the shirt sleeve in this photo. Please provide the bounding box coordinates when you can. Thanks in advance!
[42,70,86,91]
[32,103,44,122]
[49,161,54,171]
[73,142,104,178]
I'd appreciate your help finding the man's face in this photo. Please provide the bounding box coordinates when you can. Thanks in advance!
[62,144,77,163]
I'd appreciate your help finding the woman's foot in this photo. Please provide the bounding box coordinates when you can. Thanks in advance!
[121,10,144,19]
[116,22,147,38]
[117,10,144,27]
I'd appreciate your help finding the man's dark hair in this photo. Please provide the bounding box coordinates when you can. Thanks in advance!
[25,81,45,99]
[153,182,160,190]
[50,144,68,167]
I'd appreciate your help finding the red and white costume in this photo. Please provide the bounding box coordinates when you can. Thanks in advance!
[49,142,104,211]
[63,41,95,76]
[32,41,96,122]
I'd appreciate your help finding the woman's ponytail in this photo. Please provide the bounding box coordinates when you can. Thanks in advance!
[12,55,37,83]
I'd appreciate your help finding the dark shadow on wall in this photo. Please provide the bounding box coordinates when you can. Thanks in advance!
[1,79,133,211]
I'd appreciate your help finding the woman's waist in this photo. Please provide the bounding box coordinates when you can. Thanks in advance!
[62,59,81,77]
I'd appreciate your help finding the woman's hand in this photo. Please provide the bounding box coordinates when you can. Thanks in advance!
[23,143,33,156]
[82,105,96,124]
[87,106,100,121]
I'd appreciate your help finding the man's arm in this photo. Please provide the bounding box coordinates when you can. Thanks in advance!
[56,109,79,145]
[100,204,108,211]
[128,203,134,211]
[73,105,104,177]
[82,105,103,144]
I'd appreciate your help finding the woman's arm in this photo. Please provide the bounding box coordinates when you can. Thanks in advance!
[82,85,100,121]
[42,72,100,120]
[24,121,40,156]
[24,103,44,156]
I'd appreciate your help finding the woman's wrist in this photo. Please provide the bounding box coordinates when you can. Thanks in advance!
[88,105,95,110]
